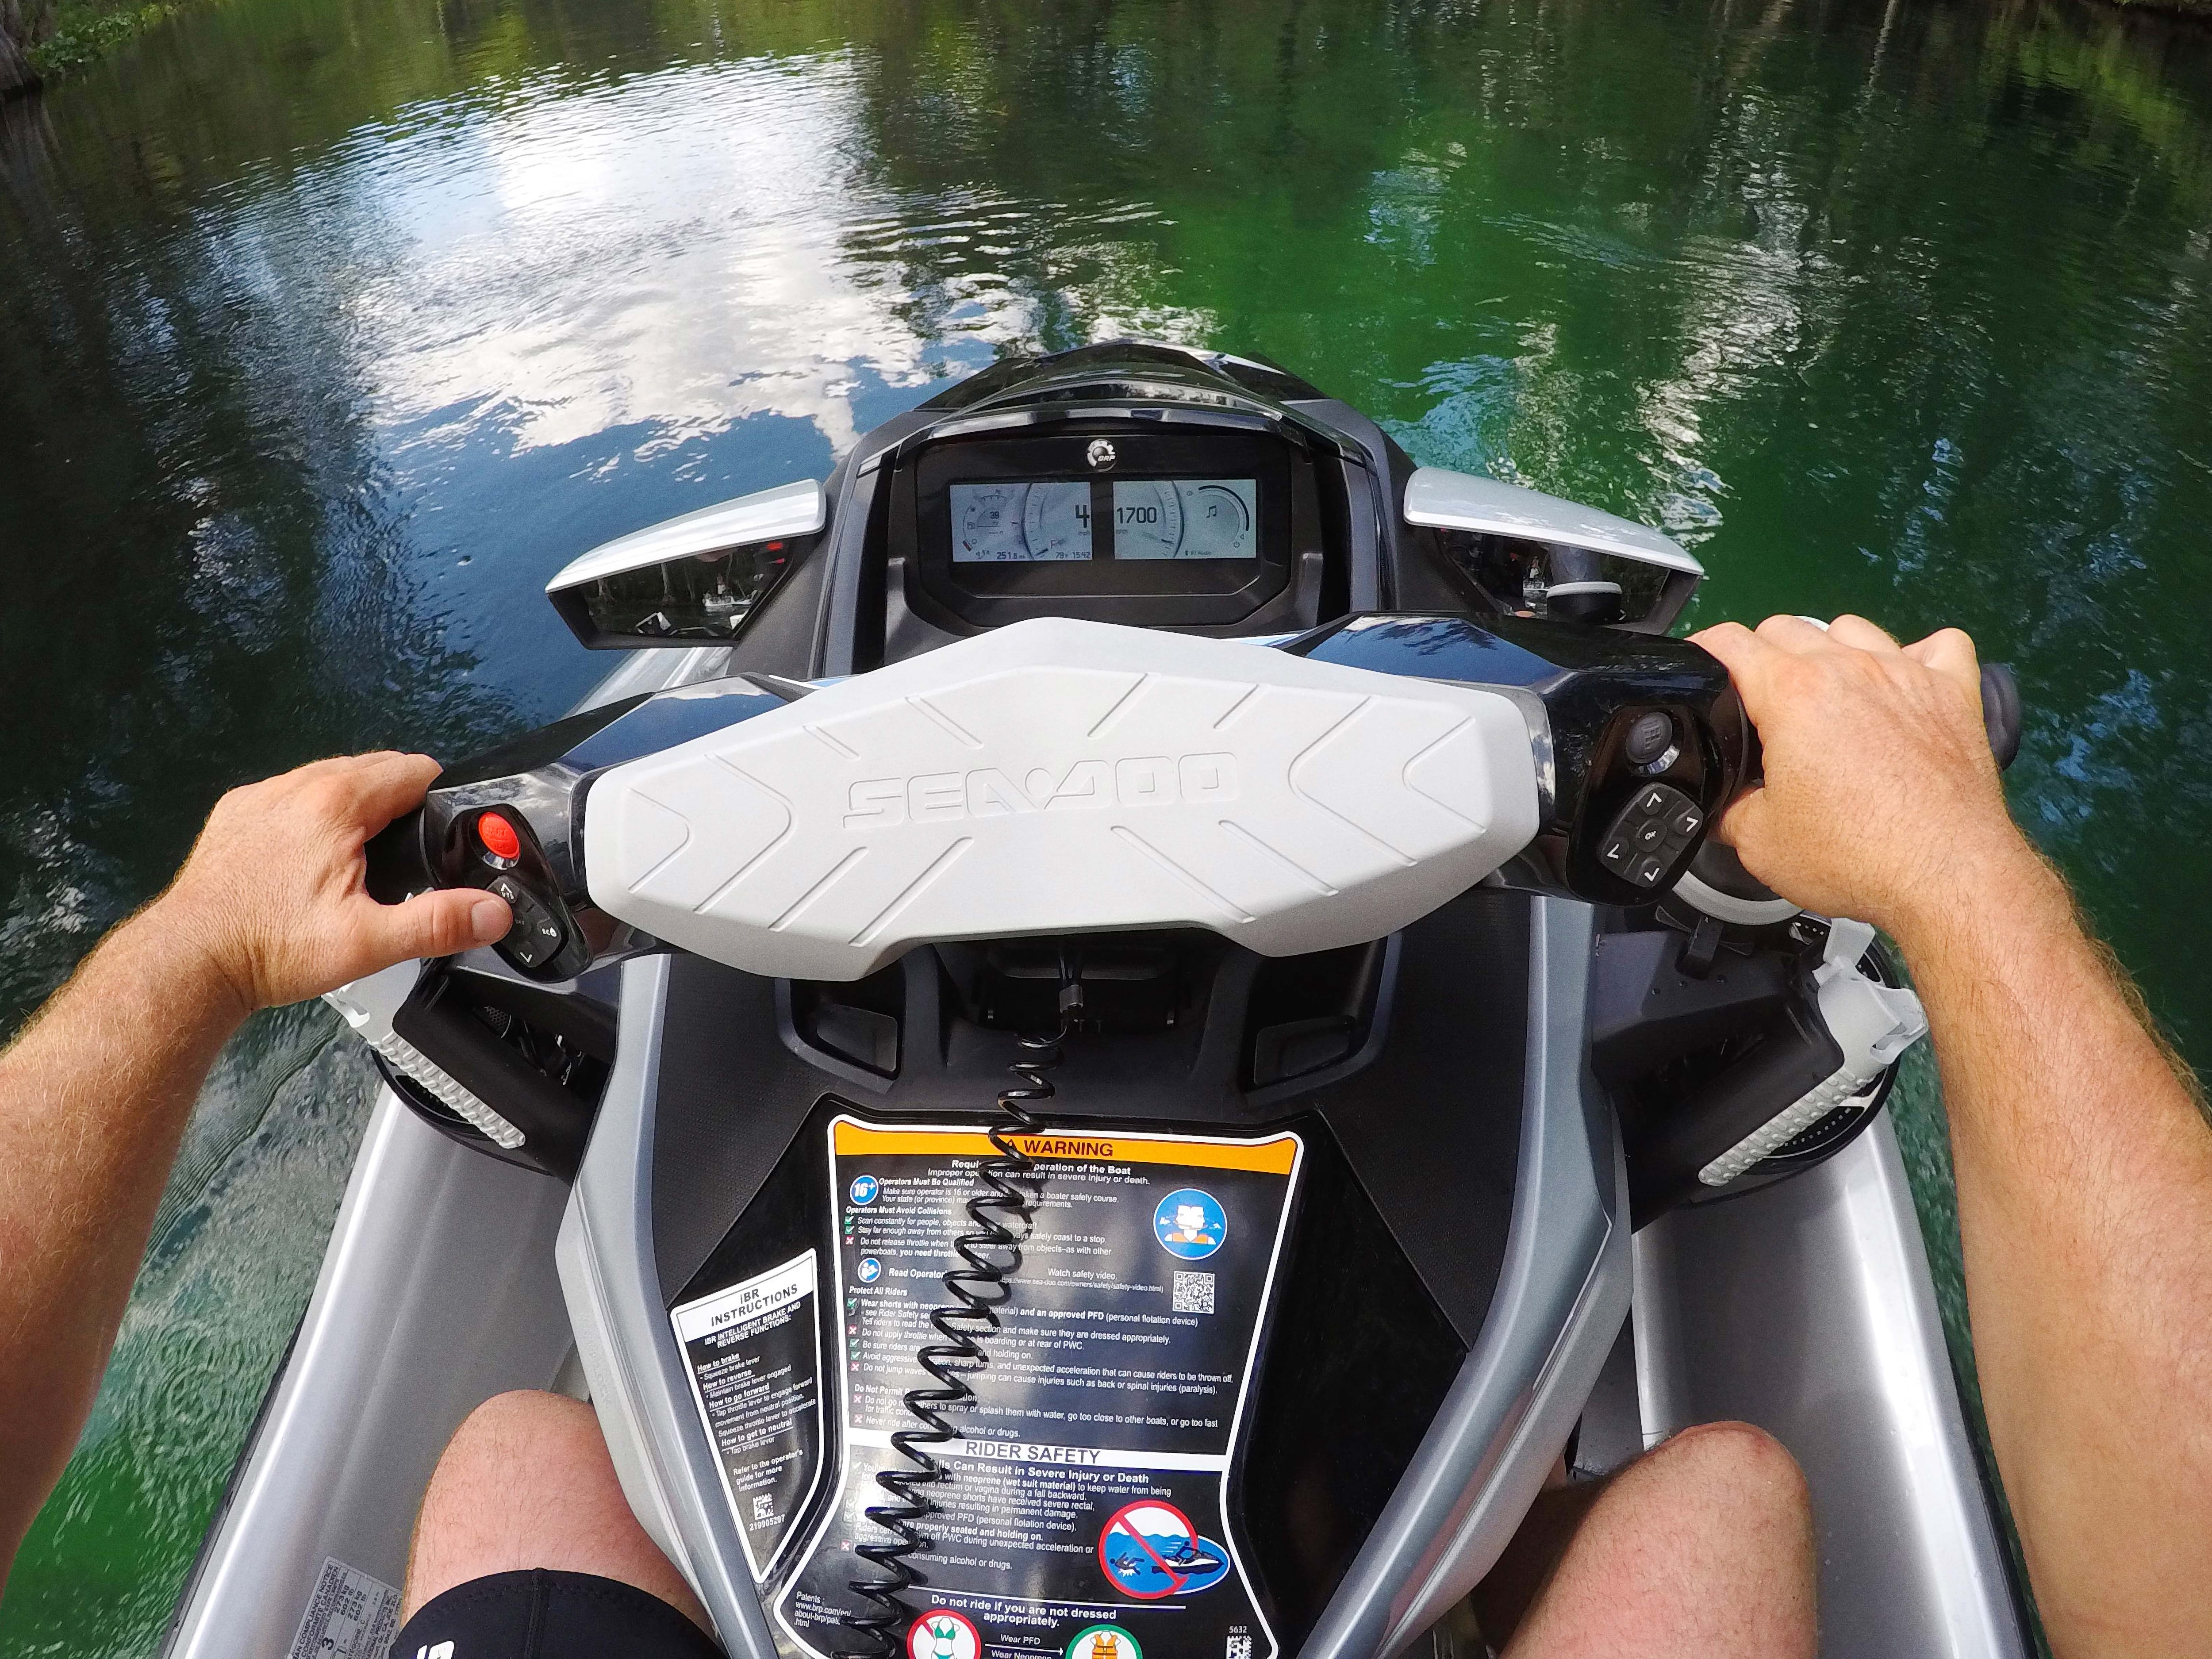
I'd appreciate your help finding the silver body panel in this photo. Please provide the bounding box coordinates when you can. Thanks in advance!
[165,1097,572,1654]
[1635,1114,2027,1659]
[557,953,783,1659]
[1301,899,1628,1659]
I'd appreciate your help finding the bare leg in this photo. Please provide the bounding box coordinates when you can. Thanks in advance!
[402,1388,710,1631]
[1492,1421,1816,1658]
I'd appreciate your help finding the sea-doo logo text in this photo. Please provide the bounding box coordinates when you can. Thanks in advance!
[843,754,1237,830]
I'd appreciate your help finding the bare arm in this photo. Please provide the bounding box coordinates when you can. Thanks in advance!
[1696,615,2212,1659]
[0,753,510,1580]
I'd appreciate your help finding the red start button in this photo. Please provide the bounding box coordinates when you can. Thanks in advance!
[477,812,522,862]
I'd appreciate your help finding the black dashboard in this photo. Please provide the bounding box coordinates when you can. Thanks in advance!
[890,415,1324,636]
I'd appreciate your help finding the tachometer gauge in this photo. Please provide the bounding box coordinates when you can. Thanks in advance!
[1110,480,1184,560]
[953,483,1033,562]
[1020,482,1094,561]
[1173,480,1257,559]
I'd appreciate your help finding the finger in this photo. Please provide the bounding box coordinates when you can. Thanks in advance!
[1902,626,1982,690]
[353,888,511,967]
[1692,621,1790,718]
[1825,614,1902,656]
[1752,614,1836,656]
[338,753,444,831]
[1690,619,1783,680]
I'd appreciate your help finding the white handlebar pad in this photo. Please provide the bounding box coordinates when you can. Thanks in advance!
[583,618,1543,981]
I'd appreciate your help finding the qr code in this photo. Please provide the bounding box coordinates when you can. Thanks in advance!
[1226,1636,1253,1659]
[1173,1271,1216,1314]
[751,1494,774,1522]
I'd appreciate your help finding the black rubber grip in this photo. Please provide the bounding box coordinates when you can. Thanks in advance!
[1732,657,2022,795]
[1981,662,2021,770]
[364,808,437,905]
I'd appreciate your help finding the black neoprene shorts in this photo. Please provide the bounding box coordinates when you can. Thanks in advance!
[389,1568,727,1658]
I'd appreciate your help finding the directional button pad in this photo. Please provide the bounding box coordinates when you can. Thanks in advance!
[485,873,570,972]
[1597,783,1705,891]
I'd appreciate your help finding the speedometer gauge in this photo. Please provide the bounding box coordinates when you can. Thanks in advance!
[949,481,1093,562]
[1020,482,1094,561]
[952,483,1032,562]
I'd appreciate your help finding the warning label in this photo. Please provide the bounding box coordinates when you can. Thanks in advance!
[776,1118,1300,1659]
[671,1250,823,1580]
[285,1556,399,1659]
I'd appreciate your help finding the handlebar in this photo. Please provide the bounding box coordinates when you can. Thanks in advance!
[1980,661,2022,770]
[1735,660,2021,796]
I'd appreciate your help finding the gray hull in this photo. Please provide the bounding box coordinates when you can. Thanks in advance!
[165,645,2027,1659]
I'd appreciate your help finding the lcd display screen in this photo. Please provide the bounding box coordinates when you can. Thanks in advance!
[950,481,1094,563]
[1111,478,1258,560]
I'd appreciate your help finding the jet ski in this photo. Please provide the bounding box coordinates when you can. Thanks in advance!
[161,342,2032,1659]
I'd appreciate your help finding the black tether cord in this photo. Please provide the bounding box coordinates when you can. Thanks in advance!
[836,965,1084,1659]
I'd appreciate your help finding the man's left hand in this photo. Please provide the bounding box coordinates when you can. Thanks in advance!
[154,753,511,1015]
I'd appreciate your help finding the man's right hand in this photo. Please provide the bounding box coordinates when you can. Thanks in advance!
[1690,615,2035,939]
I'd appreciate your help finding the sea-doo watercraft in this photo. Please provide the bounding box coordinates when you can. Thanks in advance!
[163,343,2032,1659]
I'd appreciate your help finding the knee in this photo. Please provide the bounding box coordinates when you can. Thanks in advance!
[1645,1420,1812,1533]
[428,1390,600,1499]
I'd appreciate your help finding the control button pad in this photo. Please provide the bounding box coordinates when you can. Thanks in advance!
[1597,783,1705,891]
[485,873,570,971]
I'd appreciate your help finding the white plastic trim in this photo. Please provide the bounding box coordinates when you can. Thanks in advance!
[1671,865,1802,926]
[1544,579,1624,600]
[546,480,826,591]
[1402,467,1703,575]
[584,618,1543,981]
[1698,919,1928,1186]
[324,965,525,1149]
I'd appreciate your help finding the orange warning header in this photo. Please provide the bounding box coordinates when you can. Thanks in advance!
[831,1119,1298,1175]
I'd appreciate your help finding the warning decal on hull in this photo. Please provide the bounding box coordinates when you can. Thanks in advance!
[776,1118,1302,1659]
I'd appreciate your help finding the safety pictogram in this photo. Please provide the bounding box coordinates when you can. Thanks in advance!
[906,1609,980,1659]
[1152,1188,1226,1260]
[1097,1501,1232,1598]
[1065,1624,1143,1659]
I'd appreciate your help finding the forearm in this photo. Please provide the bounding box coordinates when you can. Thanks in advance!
[0,901,246,1574]
[1896,840,2212,1657]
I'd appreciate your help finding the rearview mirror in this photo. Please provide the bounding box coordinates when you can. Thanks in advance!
[1402,468,1703,634]
[545,479,826,649]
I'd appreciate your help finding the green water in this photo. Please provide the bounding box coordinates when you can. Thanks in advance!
[4,0,2211,1648]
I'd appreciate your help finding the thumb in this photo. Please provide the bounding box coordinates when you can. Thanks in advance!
[1713,780,1768,854]
[360,887,512,968]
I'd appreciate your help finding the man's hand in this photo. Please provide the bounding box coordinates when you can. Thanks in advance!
[1689,614,2032,938]
[152,752,511,1015]
[1691,617,2212,1659]
[0,752,509,1579]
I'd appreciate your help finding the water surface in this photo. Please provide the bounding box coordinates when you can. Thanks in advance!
[4,0,2211,1649]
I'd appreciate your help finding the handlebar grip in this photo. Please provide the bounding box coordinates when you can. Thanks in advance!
[1981,662,2021,771]
[1730,658,2022,800]
[365,808,438,905]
